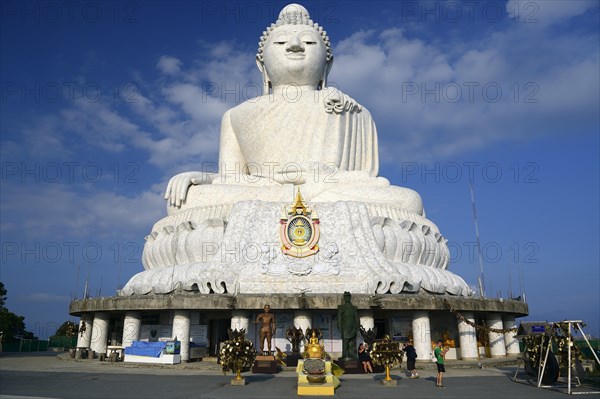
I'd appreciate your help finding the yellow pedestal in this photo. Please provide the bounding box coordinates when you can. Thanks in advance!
[297,359,340,396]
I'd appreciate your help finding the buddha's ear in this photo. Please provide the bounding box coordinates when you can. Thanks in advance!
[255,55,265,73]
[326,56,334,75]
[256,56,270,94]
[322,56,334,89]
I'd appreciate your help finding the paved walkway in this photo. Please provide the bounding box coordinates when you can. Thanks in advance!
[0,353,598,399]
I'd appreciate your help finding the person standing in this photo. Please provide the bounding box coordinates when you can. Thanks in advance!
[434,339,449,387]
[404,340,418,378]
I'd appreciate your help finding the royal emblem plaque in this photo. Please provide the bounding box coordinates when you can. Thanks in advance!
[280,189,320,258]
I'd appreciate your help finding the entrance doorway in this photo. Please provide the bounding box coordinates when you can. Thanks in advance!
[209,319,230,356]
[374,319,388,339]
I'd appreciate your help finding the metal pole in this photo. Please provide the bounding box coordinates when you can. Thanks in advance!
[537,337,544,387]
[513,340,527,381]
[576,323,600,365]
[538,337,551,388]
[469,183,486,298]
[568,322,572,395]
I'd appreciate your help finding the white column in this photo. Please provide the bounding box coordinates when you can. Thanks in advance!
[294,311,311,353]
[457,312,478,360]
[173,310,191,362]
[487,314,507,358]
[503,315,520,356]
[412,311,432,361]
[230,310,250,332]
[358,310,375,348]
[122,311,142,348]
[76,314,93,348]
[90,312,109,356]
[359,310,375,331]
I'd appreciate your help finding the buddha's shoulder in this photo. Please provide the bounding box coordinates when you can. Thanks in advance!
[225,95,277,120]
[225,90,373,123]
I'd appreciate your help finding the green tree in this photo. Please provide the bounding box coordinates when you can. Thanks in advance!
[0,282,37,341]
[0,281,7,309]
[52,321,78,337]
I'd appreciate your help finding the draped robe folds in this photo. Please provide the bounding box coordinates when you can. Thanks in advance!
[126,88,473,297]
[222,90,379,178]
[174,88,424,215]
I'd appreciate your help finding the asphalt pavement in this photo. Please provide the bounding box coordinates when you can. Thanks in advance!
[0,352,597,399]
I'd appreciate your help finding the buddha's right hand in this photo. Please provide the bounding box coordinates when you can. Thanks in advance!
[165,172,217,207]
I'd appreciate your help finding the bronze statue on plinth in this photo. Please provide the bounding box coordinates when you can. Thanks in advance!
[337,292,359,359]
[255,304,275,355]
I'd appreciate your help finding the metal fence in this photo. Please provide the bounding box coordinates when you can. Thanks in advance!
[2,339,50,352]
[48,336,77,349]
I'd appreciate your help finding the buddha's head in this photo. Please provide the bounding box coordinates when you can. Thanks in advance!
[256,4,333,92]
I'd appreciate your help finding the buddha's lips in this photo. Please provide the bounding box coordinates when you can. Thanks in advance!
[286,54,305,59]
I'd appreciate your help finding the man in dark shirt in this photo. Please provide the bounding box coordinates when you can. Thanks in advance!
[404,340,418,378]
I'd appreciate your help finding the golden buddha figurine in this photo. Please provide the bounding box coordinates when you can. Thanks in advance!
[305,331,324,359]
[442,331,456,348]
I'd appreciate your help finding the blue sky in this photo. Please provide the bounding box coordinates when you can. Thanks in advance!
[1,0,598,339]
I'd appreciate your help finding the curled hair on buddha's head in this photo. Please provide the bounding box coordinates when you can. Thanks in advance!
[256,4,333,63]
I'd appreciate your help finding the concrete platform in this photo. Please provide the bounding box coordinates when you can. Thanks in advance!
[69,293,528,316]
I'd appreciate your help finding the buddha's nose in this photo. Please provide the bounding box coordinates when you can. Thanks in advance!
[286,35,304,52]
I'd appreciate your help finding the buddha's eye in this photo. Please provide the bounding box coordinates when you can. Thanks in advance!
[304,41,317,45]
[274,41,286,45]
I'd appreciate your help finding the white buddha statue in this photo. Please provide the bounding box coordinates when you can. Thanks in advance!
[164,4,423,217]
[121,4,472,298]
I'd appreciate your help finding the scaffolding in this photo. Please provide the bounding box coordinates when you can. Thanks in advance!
[513,320,600,395]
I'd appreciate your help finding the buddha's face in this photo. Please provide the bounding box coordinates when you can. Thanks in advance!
[261,24,328,88]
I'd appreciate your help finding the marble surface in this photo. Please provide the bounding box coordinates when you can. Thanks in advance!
[121,201,471,297]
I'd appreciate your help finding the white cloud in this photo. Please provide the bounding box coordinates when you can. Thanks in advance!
[157,55,182,75]
[0,183,164,240]
[506,0,597,26]
[162,83,228,122]
[328,8,599,164]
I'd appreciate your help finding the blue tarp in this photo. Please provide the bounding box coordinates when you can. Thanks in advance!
[124,341,167,358]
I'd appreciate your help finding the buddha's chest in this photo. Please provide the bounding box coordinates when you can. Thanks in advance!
[230,96,327,165]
